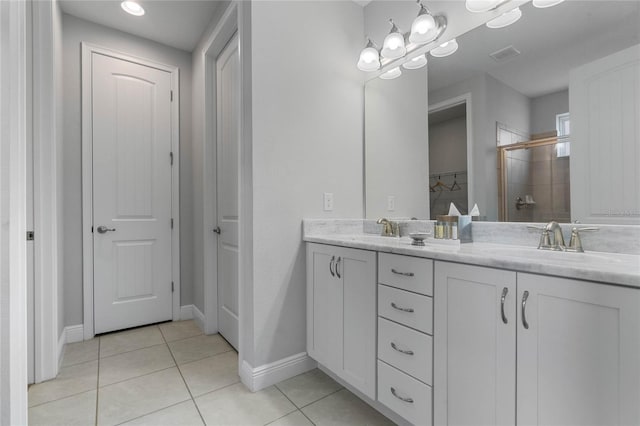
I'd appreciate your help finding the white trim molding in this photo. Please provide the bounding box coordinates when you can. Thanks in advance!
[57,325,85,369]
[240,353,317,392]
[0,0,29,422]
[192,305,206,334]
[81,43,181,339]
[180,305,194,321]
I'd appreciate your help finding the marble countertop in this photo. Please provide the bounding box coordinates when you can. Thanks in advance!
[303,233,640,288]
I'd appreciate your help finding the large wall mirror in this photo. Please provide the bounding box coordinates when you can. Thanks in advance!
[364,0,640,224]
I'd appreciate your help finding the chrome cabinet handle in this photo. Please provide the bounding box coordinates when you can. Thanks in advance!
[390,342,414,356]
[390,387,414,403]
[522,290,529,329]
[329,256,335,277]
[390,302,414,313]
[336,257,341,278]
[213,226,221,234]
[501,287,508,324]
[96,226,116,234]
[391,268,414,277]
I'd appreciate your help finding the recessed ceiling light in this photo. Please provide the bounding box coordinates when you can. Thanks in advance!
[121,1,145,16]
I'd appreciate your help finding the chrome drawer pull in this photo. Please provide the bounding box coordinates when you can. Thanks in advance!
[391,302,414,313]
[522,290,530,329]
[501,287,508,324]
[390,342,414,355]
[336,257,341,279]
[329,256,335,277]
[391,268,414,277]
[390,387,414,403]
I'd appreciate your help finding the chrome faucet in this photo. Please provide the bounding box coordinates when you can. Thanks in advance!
[565,226,599,252]
[528,221,566,251]
[377,218,399,237]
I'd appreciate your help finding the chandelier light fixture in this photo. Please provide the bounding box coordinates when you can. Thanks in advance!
[465,0,504,13]
[357,39,381,72]
[430,39,458,57]
[402,54,428,70]
[381,20,407,60]
[532,0,564,8]
[379,67,402,80]
[486,7,522,28]
[356,1,447,79]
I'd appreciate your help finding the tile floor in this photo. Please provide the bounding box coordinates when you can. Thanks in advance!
[28,320,394,426]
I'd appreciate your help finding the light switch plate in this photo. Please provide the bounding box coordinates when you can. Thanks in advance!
[323,192,334,211]
[387,196,396,211]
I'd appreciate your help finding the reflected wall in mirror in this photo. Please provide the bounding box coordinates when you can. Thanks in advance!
[365,0,640,224]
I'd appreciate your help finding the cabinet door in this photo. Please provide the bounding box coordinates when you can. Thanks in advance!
[517,274,640,426]
[434,262,516,426]
[306,243,342,371]
[338,246,377,400]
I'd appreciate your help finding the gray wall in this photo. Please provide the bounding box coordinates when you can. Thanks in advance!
[430,72,530,220]
[530,89,569,136]
[429,116,467,175]
[248,0,364,367]
[366,68,429,219]
[61,14,194,327]
[189,2,231,314]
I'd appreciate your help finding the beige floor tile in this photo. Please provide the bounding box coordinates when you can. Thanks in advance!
[28,390,96,426]
[179,350,239,396]
[99,344,175,387]
[276,369,342,408]
[159,320,203,343]
[120,400,204,426]
[100,325,165,358]
[302,389,394,426]
[267,410,314,426]
[61,338,99,367]
[168,334,233,365]
[97,367,191,426]
[28,360,98,407]
[195,383,296,425]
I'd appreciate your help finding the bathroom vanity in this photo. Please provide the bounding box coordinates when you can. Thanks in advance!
[304,220,640,426]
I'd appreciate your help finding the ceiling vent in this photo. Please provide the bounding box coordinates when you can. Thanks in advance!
[490,45,521,62]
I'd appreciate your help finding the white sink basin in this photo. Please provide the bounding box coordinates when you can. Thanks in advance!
[478,245,623,264]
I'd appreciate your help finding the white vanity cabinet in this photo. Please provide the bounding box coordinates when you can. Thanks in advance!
[516,273,640,426]
[435,262,640,426]
[433,262,517,426]
[306,243,377,399]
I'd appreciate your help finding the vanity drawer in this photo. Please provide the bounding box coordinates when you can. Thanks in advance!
[378,317,432,384]
[378,284,433,334]
[378,360,432,426]
[378,253,433,296]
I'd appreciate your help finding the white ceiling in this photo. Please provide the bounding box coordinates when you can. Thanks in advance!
[427,0,640,98]
[59,0,223,51]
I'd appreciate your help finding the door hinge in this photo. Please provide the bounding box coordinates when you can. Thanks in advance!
[171,218,174,229]
[26,231,34,241]
[171,281,174,292]
[170,90,173,102]
[170,152,174,165]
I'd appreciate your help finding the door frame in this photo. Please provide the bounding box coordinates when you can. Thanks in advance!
[428,93,474,212]
[201,3,238,335]
[81,43,181,340]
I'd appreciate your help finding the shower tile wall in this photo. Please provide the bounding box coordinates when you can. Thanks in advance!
[507,144,570,222]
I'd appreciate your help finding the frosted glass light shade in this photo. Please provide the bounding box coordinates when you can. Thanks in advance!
[409,13,437,44]
[357,47,381,72]
[380,67,402,80]
[532,0,564,7]
[430,39,458,57]
[465,0,502,13]
[486,7,522,28]
[121,1,145,16]
[402,54,427,70]
[381,32,406,59]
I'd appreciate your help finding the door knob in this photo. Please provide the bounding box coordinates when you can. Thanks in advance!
[213,226,221,234]
[96,225,116,234]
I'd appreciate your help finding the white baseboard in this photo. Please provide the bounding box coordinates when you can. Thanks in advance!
[180,304,194,320]
[57,329,66,370]
[240,352,317,392]
[192,305,206,333]
[65,324,84,344]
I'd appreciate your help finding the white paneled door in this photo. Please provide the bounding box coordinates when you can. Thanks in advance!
[92,52,173,334]
[216,35,240,350]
